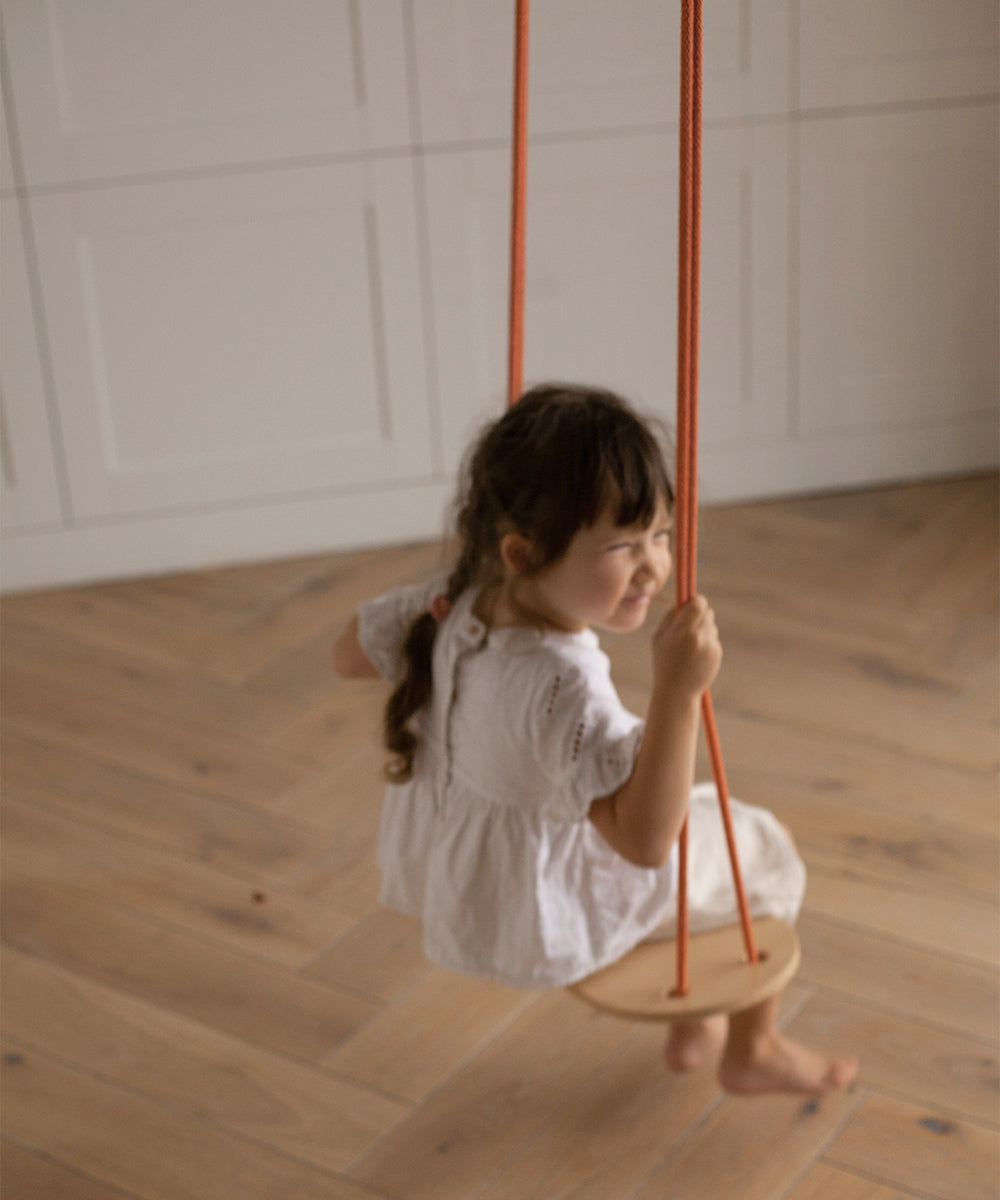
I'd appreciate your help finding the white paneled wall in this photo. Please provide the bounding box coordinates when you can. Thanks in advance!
[425,125,792,478]
[1,195,64,530]
[413,1,791,137]
[2,1,412,181]
[28,160,434,517]
[799,107,998,436]
[1,1,997,591]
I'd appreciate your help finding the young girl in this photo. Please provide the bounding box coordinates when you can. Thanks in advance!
[334,384,858,1096]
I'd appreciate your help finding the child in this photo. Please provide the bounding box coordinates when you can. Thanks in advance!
[334,384,858,1096]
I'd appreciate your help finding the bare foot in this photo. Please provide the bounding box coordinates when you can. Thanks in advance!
[664,1015,729,1073]
[718,1031,859,1097]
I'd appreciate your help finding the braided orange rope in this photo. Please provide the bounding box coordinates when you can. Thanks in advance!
[506,0,759,998]
[674,0,758,996]
[507,0,530,407]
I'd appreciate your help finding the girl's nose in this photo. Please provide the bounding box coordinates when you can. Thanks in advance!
[635,554,660,583]
[638,544,670,584]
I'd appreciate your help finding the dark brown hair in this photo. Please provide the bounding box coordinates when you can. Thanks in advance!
[384,384,673,781]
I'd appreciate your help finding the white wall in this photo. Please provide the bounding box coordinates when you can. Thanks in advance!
[2,1,997,592]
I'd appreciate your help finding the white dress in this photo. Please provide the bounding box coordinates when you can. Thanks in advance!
[358,578,806,989]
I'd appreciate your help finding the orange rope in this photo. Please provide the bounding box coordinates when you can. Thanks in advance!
[505,0,759,997]
[674,0,758,996]
[507,0,530,407]
[674,0,695,609]
[672,0,696,995]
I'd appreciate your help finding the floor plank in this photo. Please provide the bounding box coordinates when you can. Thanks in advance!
[1,1041,388,1200]
[784,1159,942,1199]
[1,880,374,1063]
[1,1141,145,1200]
[348,989,653,1198]
[324,967,537,1104]
[804,866,1000,968]
[1,663,309,803]
[0,617,292,741]
[630,1086,864,1200]
[796,914,999,1042]
[785,993,999,1125]
[2,946,407,1174]
[1,798,353,968]
[0,726,329,883]
[826,1094,999,1200]
[469,1021,726,1200]
[304,908,432,1003]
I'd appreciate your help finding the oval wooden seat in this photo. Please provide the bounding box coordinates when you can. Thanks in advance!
[570,916,801,1021]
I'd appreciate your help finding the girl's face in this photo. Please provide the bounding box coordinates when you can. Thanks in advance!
[511,496,673,634]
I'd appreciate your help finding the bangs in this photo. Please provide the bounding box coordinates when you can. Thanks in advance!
[594,416,674,531]
[603,439,673,530]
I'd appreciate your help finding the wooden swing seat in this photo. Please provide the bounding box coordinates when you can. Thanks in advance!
[570,916,801,1022]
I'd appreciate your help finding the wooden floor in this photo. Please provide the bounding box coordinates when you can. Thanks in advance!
[2,474,997,1200]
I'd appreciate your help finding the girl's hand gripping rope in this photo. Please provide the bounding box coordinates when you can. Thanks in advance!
[588,594,721,870]
[651,595,722,702]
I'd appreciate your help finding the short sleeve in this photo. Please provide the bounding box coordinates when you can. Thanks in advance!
[531,657,644,822]
[357,576,446,682]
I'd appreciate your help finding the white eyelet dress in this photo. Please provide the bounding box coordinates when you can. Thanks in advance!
[358,579,806,990]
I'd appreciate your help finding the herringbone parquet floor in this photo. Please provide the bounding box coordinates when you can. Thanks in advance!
[1,474,997,1199]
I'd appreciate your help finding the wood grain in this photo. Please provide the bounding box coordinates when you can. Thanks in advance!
[2,475,996,1199]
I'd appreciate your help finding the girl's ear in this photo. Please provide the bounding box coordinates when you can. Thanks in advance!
[499,531,535,575]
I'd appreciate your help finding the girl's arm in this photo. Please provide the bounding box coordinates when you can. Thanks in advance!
[588,596,721,868]
[333,614,380,678]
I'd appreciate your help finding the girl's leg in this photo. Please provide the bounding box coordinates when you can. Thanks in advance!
[661,797,857,1091]
[717,992,859,1096]
[664,1015,728,1072]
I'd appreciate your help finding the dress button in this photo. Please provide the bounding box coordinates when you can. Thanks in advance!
[468,622,480,637]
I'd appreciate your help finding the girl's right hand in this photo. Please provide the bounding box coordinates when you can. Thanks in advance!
[650,595,722,699]
[592,594,722,867]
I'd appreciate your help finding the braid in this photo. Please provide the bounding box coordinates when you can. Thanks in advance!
[382,506,484,782]
[383,610,437,782]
